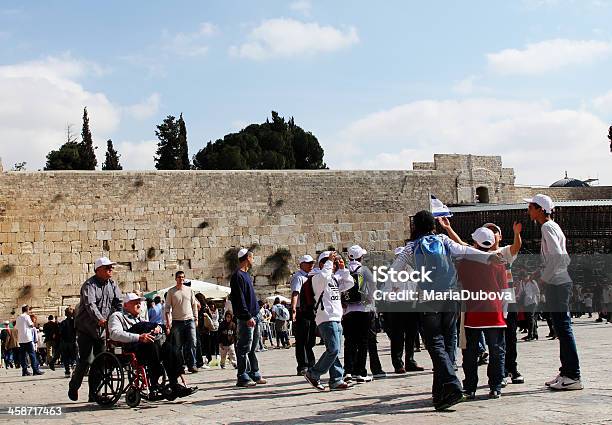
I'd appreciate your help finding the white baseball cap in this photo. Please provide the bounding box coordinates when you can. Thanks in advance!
[348,245,367,260]
[94,257,116,270]
[237,248,250,259]
[482,222,502,235]
[394,246,405,256]
[298,254,315,264]
[471,227,495,249]
[317,251,332,263]
[123,293,145,304]
[523,194,554,213]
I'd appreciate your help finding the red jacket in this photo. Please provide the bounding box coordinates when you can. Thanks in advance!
[456,259,508,328]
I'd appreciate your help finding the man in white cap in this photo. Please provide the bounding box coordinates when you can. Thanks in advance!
[343,245,384,382]
[290,254,316,376]
[108,293,197,400]
[69,257,122,402]
[230,248,267,387]
[456,227,508,399]
[525,194,582,391]
[304,251,354,391]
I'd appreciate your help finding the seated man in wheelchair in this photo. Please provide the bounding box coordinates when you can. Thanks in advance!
[108,293,197,399]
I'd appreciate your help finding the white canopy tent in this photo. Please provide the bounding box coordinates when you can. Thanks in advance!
[150,280,231,300]
[266,294,291,304]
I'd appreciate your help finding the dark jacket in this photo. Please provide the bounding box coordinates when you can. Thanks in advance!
[230,270,258,321]
[218,320,237,346]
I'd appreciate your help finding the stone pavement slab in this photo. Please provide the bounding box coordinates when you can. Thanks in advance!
[1,317,611,424]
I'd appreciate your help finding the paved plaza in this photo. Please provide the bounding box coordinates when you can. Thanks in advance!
[1,317,611,425]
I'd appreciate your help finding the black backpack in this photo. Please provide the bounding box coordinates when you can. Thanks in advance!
[341,266,363,305]
[299,276,324,321]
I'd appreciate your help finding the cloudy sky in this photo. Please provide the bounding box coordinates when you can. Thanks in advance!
[1,0,612,185]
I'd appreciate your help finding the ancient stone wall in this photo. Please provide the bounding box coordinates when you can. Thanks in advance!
[0,154,522,319]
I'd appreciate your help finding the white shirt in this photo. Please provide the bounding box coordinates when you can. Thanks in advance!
[16,312,33,344]
[311,261,354,326]
[540,220,572,285]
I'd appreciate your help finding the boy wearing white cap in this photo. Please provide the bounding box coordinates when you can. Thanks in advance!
[290,254,316,376]
[304,251,354,391]
[69,257,122,402]
[525,194,582,391]
[456,227,508,399]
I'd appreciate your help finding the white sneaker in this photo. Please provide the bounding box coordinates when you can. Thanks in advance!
[545,374,561,387]
[501,377,508,388]
[549,376,583,391]
[201,364,211,369]
[354,375,373,383]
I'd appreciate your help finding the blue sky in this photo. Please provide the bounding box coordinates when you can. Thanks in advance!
[1,0,612,185]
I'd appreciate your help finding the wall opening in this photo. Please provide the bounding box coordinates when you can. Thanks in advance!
[476,186,490,203]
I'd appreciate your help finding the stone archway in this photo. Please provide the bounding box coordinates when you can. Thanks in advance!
[476,186,490,203]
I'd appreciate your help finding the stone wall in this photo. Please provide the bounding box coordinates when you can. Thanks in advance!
[0,154,520,319]
[511,186,612,202]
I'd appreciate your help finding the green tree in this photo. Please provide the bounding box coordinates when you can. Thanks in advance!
[45,142,82,170]
[12,162,26,171]
[192,111,326,170]
[608,125,612,153]
[154,115,190,169]
[79,107,97,170]
[102,139,122,170]
[177,113,190,169]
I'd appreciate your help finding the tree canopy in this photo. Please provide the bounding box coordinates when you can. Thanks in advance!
[192,111,326,170]
[154,114,190,170]
[102,139,122,170]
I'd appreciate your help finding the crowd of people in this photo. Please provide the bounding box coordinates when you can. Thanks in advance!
[0,194,602,411]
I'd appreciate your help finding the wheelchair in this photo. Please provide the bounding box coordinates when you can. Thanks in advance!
[89,336,176,408]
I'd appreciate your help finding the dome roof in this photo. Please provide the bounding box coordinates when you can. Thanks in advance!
[550,172,589,188]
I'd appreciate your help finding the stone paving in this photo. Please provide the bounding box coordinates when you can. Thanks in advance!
[1,317,611,424]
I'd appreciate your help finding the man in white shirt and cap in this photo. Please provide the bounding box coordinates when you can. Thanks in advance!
[290,254,316,376]
[525,194,582,391]
[16,304,44,376]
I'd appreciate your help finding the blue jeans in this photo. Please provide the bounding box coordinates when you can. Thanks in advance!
[463,327,506,393]
[236,318,262,383]
[171,319,197,369]
[309,321,344,387]
[420,311,462,403]
[19,341,40,374]
[546,283,580,380]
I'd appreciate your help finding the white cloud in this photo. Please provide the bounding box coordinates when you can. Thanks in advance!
[290,0,312,16]
[592,89,612,115]
[114,140,157,170]
[122,93,161,120]
[229,18,358,60]
[487,39,612,75]
[326,98,610,185]
[0,54,121,171]
[453,75,478,95]
[161,22,217,57]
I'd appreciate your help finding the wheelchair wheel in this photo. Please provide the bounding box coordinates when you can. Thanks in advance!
[125,387,141,408]
[90,352,124,407]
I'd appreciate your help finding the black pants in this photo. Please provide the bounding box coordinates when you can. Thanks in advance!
[504,311,518,376]
[60,341,77,374]
[389,311,419,370]
[69,332,105,397]
[126,342,165,387]
[420,311,462,404]
[367,312,384,374]
[343,311,370,377]
[294,311,316,373]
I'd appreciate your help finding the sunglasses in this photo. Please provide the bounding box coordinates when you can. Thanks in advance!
[102,265,115,271]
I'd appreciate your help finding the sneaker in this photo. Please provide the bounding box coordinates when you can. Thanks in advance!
[549,376,583,391]
[200,364,211,370]
[463,391,476,400]
[188,367,199,373]
[488,390,501,399]
[344,373,353,382]
[330,382,351,391]
[33,370,44,376]
[501,377,508,388]
[236,380,256,388]
[354,375,373,383]
[254,377,267,385]
[304,373,325,391]
[68,388,78,401]
[545,374,561,387]
[373,371,387,379]
[510,372,524,384]
[394,368,406,374]
[434,390,464,411]
[405,364,425,372]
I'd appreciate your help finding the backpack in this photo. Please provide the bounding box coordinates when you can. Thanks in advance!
[274,305,290,321]
[341,266,364,305]
[413,235,456,292]
[299,276,324,321]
